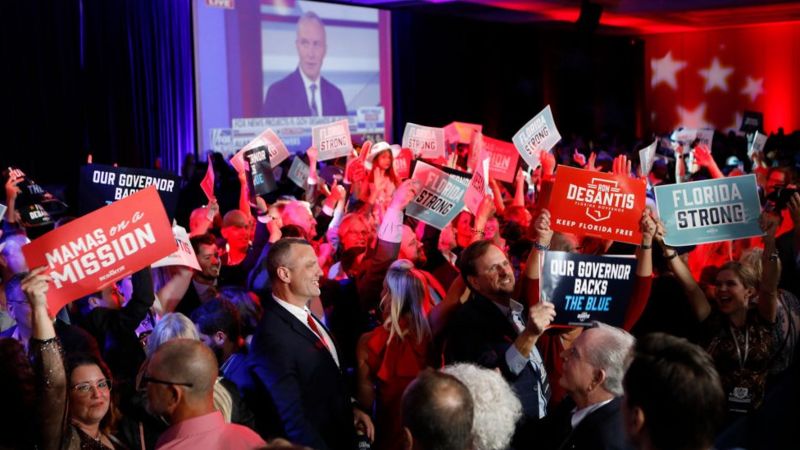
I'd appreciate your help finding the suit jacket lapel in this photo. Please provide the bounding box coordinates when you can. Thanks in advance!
[471,293,518,339]
[268,298,327,349]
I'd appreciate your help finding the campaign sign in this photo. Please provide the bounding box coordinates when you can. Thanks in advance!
[541,251,636,327]
[695,129,714,148]
[638,139,658,177]
[464,150,490,214]
[79,164,180,221]
[22,186,176,313]
[748,131,767,157]
[512,105,562,170]
[654,175,762,246]
[482,135,519,183]
[406,161,469,230]
[444,122,482,145]
[671,128,697,146]
[200,158,215,202]
[549,166,646,245]
[403,123,446,160]
[393,148,414,180]
[152,225,201,271]
[244,146,278,195]
[312,119,353,161]
[740,111,763,133]
[230,148,247,173]
[242,128,290,167]
[287,157,310,188]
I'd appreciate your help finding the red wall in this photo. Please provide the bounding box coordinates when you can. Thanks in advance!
[644,22,800,134]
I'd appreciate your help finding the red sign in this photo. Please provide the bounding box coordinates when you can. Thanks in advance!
[393,148,414,180]
[22,186,176,314]
[200,158,215,201]
[482,136,519,183]
[549,166,646,245]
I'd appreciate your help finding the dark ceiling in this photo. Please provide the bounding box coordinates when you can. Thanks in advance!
[336,0,800,33]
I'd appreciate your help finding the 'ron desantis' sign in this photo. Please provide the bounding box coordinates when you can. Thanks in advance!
[512,105,561,170]
[79,164,180,220]
[402,123,446,160]
[654,175,762,246]
[541,251,636,327]
[22,186,176,313]
[406,161,469,230]
[549,166,646,245]
[312,120,352,161]
[482,135,519,183]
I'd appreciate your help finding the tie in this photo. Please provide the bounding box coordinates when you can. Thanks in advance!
[309,83,319,116]
[306,312,330,352]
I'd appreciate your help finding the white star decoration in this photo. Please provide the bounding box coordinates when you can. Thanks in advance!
[651,51,687,90]
[699,57,734,93]
[677,103,711,129]
[741,76,764,102]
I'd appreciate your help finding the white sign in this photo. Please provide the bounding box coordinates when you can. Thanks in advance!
[152,225,201,271]
[638,139,658,177]
[512,105,562,170]
[312,120,353,161]
[402,123,446,159]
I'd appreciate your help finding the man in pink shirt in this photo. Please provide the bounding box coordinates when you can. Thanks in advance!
[143,339,266,450]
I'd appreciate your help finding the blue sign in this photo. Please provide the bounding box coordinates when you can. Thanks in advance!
[654,175,762,246]
[406,161,468,230]
[541,251,636,327]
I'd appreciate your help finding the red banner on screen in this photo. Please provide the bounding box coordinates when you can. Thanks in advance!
[549,166,646,245]
[22,186,176,314]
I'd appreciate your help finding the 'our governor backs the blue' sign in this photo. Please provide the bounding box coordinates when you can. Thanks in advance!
[654,175,762,246]
[541,251,636,327]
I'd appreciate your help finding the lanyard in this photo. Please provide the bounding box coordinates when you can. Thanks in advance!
[729,324,750,369]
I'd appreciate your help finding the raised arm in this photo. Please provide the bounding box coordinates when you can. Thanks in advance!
[623,209,656,330]
[524,208,553,281]
[22,267,65,450]
[4,174,22,224]
[693,145,724,179]
[655,219,711,321]
[757,212,780,323]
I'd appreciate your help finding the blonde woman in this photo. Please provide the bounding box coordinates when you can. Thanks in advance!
[356,260,433,450]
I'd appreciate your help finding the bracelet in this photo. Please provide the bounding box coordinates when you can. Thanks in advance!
[533,242,550,251]
[664,252,678,260]
[472,228,485,236]
[640,243,652,250]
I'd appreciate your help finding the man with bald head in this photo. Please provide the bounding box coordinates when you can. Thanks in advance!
[144,339,265,450]
[261,11,347,117]
[219,209,260,287]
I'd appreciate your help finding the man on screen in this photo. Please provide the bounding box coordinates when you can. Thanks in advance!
[261,12,347,118]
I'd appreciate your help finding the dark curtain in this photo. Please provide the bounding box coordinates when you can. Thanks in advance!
[0,0,194,207]
[391,8,644,145]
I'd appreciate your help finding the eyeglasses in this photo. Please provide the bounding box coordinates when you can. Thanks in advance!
[138,375,194,390]
[71,379,112,394]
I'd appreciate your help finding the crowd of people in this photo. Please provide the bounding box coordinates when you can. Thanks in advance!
[0,126,798,450]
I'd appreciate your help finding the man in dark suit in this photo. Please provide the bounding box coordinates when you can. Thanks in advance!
[261,12,347,118]
[249,237,373,449]
[542,322,634,450]
[444,240,555,424]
